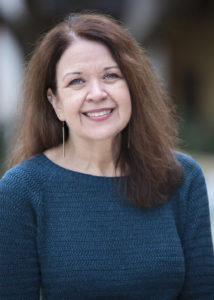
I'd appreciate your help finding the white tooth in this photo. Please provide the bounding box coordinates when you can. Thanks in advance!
[86,110,111,117]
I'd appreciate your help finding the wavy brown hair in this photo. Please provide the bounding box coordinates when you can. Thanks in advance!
[9,12,183,207]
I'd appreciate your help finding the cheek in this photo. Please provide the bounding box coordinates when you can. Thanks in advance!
[60,93,85,114]
[119,82,131,104]
[112,81,131,103]
[123,91,132,121]
[126,102,132,122]
[116,92,132,123]
[120,88,132,110]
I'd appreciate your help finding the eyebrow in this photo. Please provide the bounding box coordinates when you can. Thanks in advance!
[103,65,119,71]
[63,72,82,81]
[62,65,119,81]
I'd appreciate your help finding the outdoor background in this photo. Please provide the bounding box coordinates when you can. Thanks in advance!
[0,0,214,237]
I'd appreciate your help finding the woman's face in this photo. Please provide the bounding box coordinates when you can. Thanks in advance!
[49,38,132,144]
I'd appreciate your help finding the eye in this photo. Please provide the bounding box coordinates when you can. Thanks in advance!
[104,73,120,80]
[68,78,84,86]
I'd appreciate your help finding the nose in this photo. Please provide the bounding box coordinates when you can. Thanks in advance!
[86,79,107,102]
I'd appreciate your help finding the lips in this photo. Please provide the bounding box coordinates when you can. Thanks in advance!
[82,108,114,117]
[84,109,113,117]
[82,108,114,121]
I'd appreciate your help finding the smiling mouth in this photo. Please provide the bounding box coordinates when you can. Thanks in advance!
[83,109,113,117]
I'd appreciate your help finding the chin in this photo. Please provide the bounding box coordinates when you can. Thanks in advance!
[85,129,122,142]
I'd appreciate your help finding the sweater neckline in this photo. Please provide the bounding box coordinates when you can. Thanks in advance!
[38,153,126,180]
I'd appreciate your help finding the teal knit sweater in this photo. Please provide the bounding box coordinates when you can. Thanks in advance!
[0,152,214,299]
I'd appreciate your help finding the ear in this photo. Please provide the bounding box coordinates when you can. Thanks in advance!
[47,88,64,121]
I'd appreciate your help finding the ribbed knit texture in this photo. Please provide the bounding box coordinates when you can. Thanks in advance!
[0,152,214,299]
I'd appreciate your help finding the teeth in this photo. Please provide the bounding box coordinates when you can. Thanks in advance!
[85,110,112,117]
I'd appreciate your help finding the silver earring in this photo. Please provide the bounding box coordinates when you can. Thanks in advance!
[47,95,52,101]
[62,121,65,157]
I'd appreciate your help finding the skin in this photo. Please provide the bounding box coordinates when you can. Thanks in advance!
[46,38,131,176]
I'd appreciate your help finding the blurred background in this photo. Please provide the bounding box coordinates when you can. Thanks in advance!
[0,0,214,235]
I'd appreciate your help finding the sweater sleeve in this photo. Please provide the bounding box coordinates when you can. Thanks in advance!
[178,157,214,299]
[0,167,41,300]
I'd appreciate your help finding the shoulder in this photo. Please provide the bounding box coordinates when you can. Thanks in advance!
[173,151,208,205]
[171,151,208,213]
[0,155,47,209]
[1,154,46,185]
[171,152,210,236]
[175,151,201,170]
[174,151,204,181]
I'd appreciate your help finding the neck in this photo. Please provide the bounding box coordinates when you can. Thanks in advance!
[62,136,121,177]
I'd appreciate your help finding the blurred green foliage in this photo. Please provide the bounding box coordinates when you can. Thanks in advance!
[178,107,214,154]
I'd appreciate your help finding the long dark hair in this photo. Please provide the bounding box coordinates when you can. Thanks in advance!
[9,12,183,207]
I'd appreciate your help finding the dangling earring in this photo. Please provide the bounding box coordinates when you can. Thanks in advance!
[62,121,65,157]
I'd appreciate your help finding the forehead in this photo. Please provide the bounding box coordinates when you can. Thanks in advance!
[56,38,116,74]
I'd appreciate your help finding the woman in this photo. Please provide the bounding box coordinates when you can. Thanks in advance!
[0,12,214,299]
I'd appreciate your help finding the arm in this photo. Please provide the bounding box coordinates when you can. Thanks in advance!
[178,158,214,299]
[0,168,41,300]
